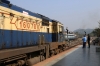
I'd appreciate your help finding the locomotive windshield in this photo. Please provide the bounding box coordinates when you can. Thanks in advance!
[37,13,49,26]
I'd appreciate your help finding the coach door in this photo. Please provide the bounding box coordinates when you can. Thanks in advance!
[0,13,4,49]
[47,28,50,42]
[52,22,58,42]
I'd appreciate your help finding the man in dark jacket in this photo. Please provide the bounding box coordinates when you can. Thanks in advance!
[87,34,90,48]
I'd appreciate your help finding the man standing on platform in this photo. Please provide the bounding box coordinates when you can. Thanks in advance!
[82,35,87,48]
[87,34,90,48]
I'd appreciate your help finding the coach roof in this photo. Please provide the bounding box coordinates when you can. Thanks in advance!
[0,1,41,18]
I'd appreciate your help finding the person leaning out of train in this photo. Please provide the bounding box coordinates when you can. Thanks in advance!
[82,35,87,48]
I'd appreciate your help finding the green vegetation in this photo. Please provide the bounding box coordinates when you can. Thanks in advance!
[91,28,100,37]
[74,29,93,37]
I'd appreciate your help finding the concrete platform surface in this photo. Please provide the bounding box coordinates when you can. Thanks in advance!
[47,45,100,66]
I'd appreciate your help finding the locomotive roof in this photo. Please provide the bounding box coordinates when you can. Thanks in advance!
[0,0,41,18]
[0,0,63,24]
[50,19,63,25]
[37,13,50,20]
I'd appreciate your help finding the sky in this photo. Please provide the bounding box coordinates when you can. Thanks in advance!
[9,0,100,31]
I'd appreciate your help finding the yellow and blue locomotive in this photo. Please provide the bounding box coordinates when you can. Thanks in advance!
[0,0,66,66]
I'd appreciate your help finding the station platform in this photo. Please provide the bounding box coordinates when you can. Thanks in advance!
[46,45,100,66]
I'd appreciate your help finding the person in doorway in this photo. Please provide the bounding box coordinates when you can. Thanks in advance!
[82,35,87,48]
[87,34,90,48]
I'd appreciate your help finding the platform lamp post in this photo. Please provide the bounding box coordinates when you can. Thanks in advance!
[84,31,86,36]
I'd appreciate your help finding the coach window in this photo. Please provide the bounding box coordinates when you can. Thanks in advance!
[60,26,64,34]
[42,19,49,26]
[59,25,62,33]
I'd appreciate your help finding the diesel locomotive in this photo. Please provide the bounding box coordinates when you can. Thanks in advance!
[0,0,67,66]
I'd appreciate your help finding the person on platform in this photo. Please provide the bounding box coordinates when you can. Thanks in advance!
[82,35,87,48]
[87,34,90,48]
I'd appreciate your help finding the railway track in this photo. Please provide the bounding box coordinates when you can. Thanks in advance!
[33,39,82,66]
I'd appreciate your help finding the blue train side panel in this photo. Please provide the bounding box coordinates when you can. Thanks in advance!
[4,30,11,48]
[12,30,17,47]
[58,33,65,42]
[43,33,51,43]
[0,29,53,49]
[18,31,22,47]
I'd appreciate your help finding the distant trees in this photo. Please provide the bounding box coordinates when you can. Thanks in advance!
[92,28,100,37]
[74,32,83,38]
